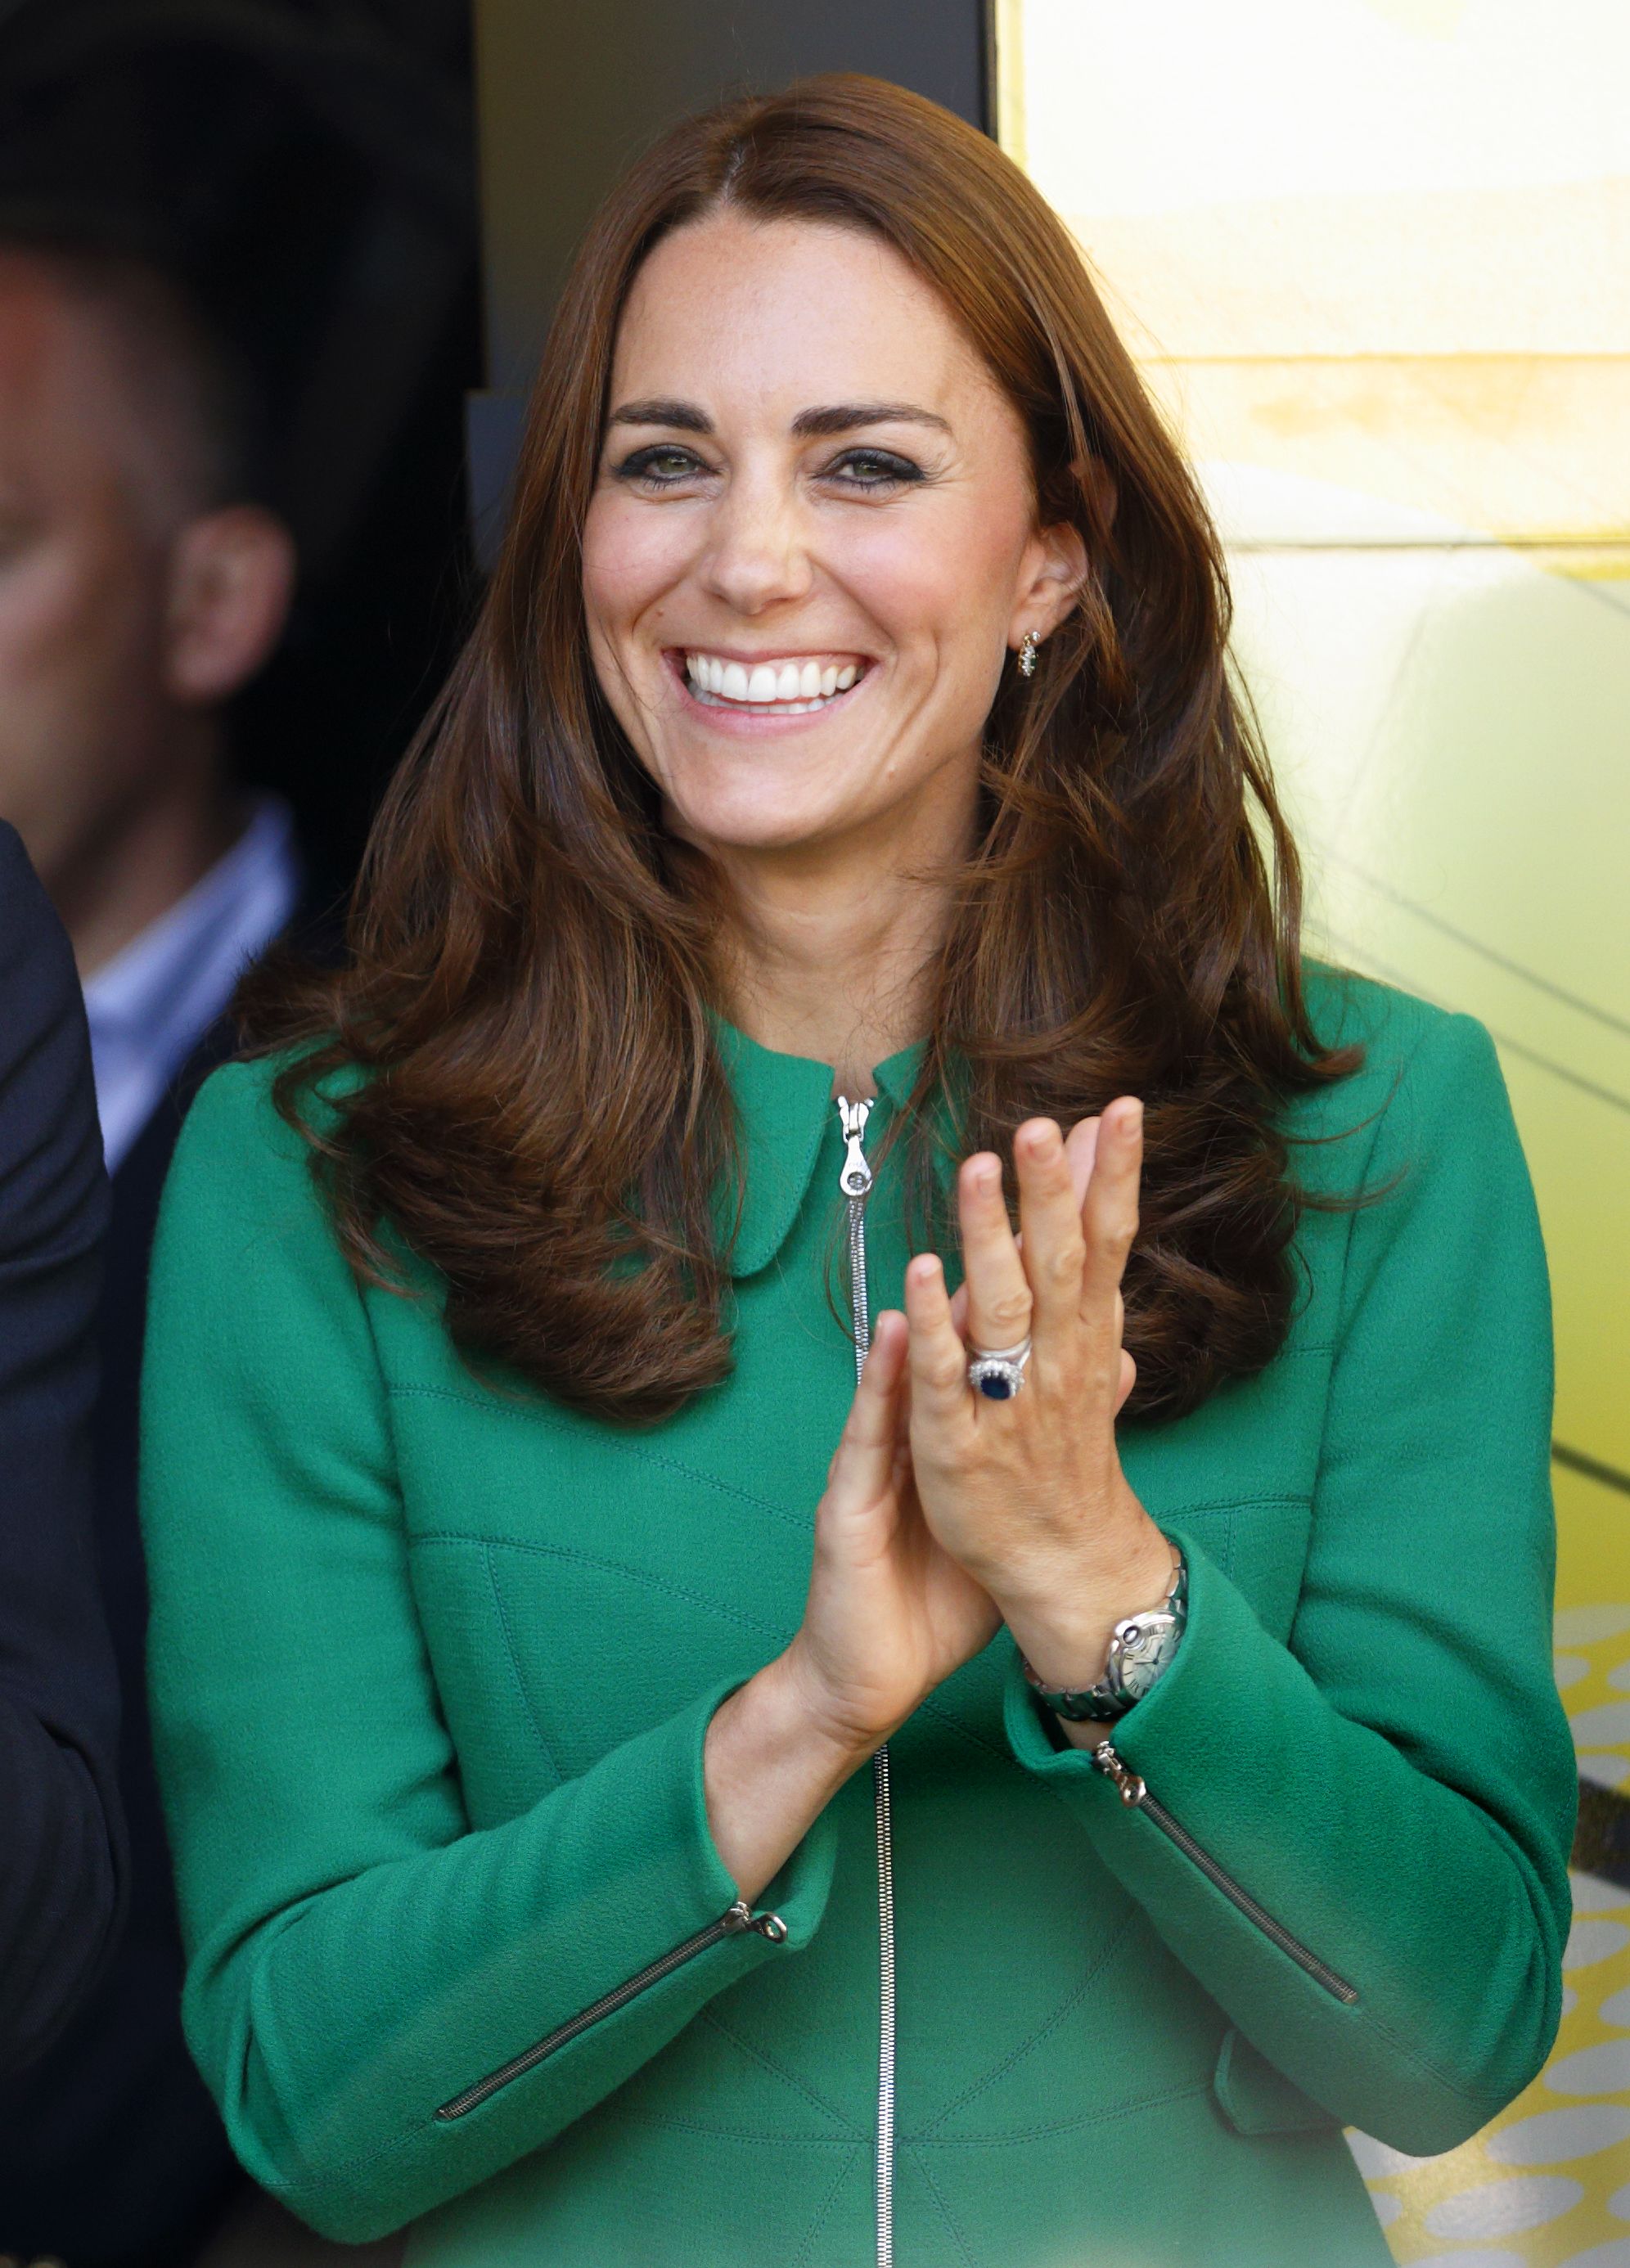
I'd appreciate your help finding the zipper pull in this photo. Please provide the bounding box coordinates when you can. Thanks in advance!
[835,1095,874,1198]
[1091,1740,1147,1808]
[723,1898,789,1943]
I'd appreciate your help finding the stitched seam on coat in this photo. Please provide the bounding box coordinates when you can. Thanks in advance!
[481,1540,565,1787]
[628,1445,807,1530]
[791,2140,867,2268]
[613,2110,860,2142]
[912,1901,1141,2137]
[1219,1505,1239,1578]
[386,1383,518,1411]
[916,1692,1115,1847]
[412,1532,786,1640]
[1358,2001,1535,2107]
[1165,1492,1313,1518]
[281,2109,438,2187]
[908,2143,982,2268]
[910,2074,1212,2144]
[696,2008,863,2135]
[385,1386,808,1531]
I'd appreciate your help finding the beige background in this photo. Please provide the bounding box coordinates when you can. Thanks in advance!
[997,2,1630,2257]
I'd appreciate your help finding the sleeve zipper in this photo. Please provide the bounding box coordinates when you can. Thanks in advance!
[1091,1740,1359,2005]
[433,1900,788,2122]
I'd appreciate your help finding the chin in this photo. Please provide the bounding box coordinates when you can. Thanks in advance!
[656,762,852,853]
[673,805,834,856]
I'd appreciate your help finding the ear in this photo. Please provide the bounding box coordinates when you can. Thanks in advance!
[161,506,297,706]
[1008,514,1089,651]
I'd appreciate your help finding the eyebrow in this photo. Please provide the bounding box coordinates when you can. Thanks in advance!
[606,398,952,439]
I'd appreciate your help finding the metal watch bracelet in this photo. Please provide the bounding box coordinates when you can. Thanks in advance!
[1020,1544,1187,1722]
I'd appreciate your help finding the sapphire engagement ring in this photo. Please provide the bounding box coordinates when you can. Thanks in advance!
[966,1337,1032,1401]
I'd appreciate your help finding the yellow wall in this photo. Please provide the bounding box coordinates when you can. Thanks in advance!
[997,3,1630,2257]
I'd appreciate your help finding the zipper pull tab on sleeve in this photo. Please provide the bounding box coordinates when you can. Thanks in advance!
[1091,1739,1147,1807]
[722,1898,788,1943]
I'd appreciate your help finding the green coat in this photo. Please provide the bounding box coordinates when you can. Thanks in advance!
[140,964,1576,2267]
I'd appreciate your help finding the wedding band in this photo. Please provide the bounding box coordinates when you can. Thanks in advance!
[966,1335,1032,1401]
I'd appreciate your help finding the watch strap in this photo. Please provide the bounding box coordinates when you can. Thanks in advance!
[1021,1544,1187,1722]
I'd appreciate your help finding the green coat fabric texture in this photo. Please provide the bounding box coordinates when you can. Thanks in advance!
[139,963,1577,2267]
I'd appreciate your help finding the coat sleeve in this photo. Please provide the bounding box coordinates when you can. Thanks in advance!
[1003,1004,1577,2153]
[140,1061,838,2242]
[0,824,125,2073]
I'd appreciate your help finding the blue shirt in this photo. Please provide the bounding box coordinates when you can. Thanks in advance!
[81,795,300,1174]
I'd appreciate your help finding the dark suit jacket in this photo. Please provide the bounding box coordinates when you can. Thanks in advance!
[0,859,341,2268]
[0,822,124,2077]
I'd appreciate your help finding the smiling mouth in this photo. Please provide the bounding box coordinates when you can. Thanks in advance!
[678,650,869,715]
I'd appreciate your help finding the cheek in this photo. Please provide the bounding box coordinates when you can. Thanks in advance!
[837,502,1029,662]
[582,494,694,639]
[0,538,164,839]
[0,536,143,698]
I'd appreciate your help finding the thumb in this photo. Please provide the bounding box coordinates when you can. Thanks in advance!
[827,1311,907,1512]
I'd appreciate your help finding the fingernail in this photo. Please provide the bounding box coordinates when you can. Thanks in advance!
[1122,1100,1144,1136]
[972,1158,999,1193]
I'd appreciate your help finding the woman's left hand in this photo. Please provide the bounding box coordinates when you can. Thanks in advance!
[903,1100,1176,1690]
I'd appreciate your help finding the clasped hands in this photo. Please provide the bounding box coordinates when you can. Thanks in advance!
[786,1096,1176,1764]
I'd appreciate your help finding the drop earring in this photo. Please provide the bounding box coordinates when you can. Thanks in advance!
[1017,629,1041,678]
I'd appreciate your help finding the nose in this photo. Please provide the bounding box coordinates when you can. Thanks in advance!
[698,463,813,615]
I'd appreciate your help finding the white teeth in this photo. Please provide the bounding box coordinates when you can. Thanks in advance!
[682,653,867,710]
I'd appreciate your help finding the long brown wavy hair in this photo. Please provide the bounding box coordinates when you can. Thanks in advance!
[240,73,1369,1427]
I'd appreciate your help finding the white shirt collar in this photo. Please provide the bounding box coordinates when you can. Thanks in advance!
[83,794,301,1172]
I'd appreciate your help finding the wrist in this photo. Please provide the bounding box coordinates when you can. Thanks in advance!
[1022,1541,1187,1727]
[772,1639,898,1773]
[996,1522,1176,1691]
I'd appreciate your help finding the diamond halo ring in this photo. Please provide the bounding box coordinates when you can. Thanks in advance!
[966,1335,1032,1401]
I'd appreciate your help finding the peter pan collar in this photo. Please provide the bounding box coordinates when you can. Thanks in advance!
[714,1016,932,1277]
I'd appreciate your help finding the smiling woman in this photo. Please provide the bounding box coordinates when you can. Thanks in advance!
[139,72,1576,2268]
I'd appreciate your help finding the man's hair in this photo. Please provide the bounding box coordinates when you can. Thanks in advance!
[0,218,260,524]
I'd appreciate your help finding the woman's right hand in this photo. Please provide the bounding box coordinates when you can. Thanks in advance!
[783,1309,1002,1753]
[702,1315,999,1903]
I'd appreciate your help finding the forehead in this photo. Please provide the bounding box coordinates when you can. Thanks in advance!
[610,212,1003,425]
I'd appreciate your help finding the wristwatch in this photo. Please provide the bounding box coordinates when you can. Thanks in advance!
[1021,1545,1187,1722]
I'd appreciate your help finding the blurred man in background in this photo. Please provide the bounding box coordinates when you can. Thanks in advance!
[0,4,476,2255]
[0,229,309,2266]
[0,819,125,2100]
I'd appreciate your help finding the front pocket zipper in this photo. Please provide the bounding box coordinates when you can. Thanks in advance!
[434,1900,788,2122]
[1091,1741,1359,2005]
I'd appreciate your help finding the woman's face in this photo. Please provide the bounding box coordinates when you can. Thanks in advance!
[582,211,1082,866]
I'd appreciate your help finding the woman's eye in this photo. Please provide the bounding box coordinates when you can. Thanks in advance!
[823,448,925,491]
[613,443,709,488]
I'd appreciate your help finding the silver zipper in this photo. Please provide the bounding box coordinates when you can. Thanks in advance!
[433,1899,788,2122]
[835,1093,895,2268]
[1092,1742,1358,2005]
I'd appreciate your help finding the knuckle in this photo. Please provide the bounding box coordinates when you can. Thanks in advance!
[1039,1237,1086,1288]
[987,1289,1033,1331]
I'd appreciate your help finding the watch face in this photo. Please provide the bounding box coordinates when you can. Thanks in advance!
[1114,1609,1180,1700]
